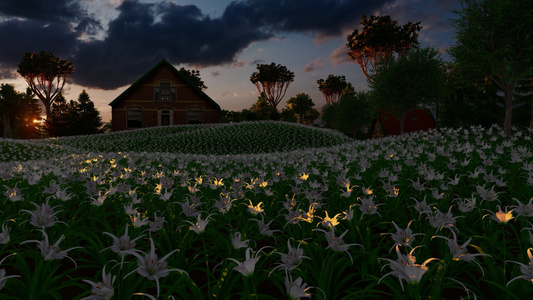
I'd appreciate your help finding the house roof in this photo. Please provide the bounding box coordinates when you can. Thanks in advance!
[108,59,221,110]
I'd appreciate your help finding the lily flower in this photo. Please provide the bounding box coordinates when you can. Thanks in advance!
[0,254,20,290]
[507,248,533,286]
[102,225,143,267]
[21,229,82,267]
[271,239,309,273]
[379,245,439,291]
[383,220,424,252]
[148,213,165,232]
[184,214,211,234]
[358,196,383,218]
[0,222,11,244]
[3,183,23,202]
[231,232,250,249]
[313,228,362,264]
[128,238,188,298]
[483,205,514,224]
[318,211,342,230]
[284,270,313,299]
[81,266,116,300]
[251,214,280,237]
[21,200,66,229]
[130,213,149,228]
[53,188,74,201]
[511,198,533,218]
[245,199,264,215]
[227,247,261,277]
[432,229,489,275]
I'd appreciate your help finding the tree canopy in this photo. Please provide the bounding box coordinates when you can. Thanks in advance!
[286,93,316,124]
[17,51,74,119]
[346,15,421,85]
[0,85,41,139]
[317,75,348,105]
[250,63,295,109]
[448,0,533,137]
[178,68,207,91]
[370,47,447,134]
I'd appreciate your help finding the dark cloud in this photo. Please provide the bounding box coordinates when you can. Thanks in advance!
[0,0,394,89]
[0,0,82,22]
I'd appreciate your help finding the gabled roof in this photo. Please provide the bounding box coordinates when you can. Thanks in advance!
[108,59,221,110]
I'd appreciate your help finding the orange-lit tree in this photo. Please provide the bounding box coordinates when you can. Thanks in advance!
[346,15,421,85]
[317,75,347,105]
[17,51,74,119]
[250,63,295,109]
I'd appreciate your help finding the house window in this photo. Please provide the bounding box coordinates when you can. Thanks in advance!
[159,109,172,126]
[154,82,176,102]
[187,109,203,124]
[127,109,142,128]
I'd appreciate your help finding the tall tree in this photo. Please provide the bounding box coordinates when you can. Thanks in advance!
[370,47,447,134]
[250,63,295,109]
[346,15,421,85]
[76,90,103,135]
[448,0,533,137]
[0,84,18,138]
[249,93,280,120]
[286,93,316,124]
[17,51,75,119]
[317,75,348,105]
[178,68,207,91]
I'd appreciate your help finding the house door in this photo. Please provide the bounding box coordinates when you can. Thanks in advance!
[159,110,172,126]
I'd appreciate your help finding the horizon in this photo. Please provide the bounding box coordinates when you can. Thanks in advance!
[0,0,461,123]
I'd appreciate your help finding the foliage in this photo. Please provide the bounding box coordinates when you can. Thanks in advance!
[45,91,103,137]
[321,90,375,139]
[250,63,295,108]
[440,62,503,128]
[448,0,533,137]
[249,94,280,121]
[178,67,207,91]
[370,47,448,134]
[17,51,74,119]
[286,93,318,124]
[0,123,533,299]
[346,15,421,85]
[317,75,348,105]
[0,85,42,139]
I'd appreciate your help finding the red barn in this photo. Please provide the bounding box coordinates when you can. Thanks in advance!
[371,108,436,138]
[109,59,220,131]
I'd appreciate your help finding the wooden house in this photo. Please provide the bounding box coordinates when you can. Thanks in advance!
[109,59,220,131]
[371,108,436,138]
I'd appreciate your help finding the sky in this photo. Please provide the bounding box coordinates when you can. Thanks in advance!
[0,0,461,123]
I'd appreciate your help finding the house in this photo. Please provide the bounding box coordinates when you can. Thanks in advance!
[109,59,221,131]
[371,108,436,138]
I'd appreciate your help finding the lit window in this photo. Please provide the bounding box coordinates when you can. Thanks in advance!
[187,109,203,124]
[127,109,142,128]
[154,82,176,102]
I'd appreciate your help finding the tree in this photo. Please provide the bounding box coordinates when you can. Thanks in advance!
[346,15,421,85]
[370,47,447,134]
[17,51,75,119]
[448,0,533,137]
[12,88,42,139]
[45,90,103,137]
[178,68,207,91]
[249,93,280,120]
[0,84,18,138]
[75,90,103,135]
[317,75,348,105]
[250,63,295,108]
[286,93,316,124]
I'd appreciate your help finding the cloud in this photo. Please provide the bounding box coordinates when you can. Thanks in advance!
[303,58,325,73]
[0,0,394,90]
[330,45,353,66]
[211,70,221,77]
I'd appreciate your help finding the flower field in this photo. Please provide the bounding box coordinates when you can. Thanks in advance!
[1,121,533,299]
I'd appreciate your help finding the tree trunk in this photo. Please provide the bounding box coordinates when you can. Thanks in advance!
[399,109,407,135]
[503,83,514,138]
[3,113,11,138]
